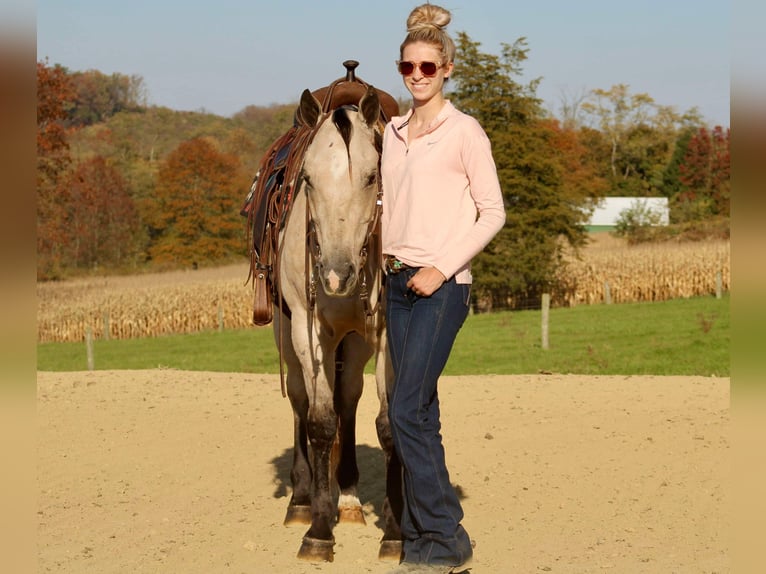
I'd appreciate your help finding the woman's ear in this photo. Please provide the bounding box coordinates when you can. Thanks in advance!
[444,61,454,80]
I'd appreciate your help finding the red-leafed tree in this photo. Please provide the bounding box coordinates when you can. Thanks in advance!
[708,126,731,216]
[37,60,75,279]
[678,126,730,218]
[146,137,246,266]
[541,118,609,215]
[66,156,141,269]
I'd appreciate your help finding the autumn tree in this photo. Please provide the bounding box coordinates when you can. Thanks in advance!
[146,138,247,266]
[65,69,146,127]
[65,156,141,269]
[676,126,730,220]
[449,34,601,309]
[37,60,75,279]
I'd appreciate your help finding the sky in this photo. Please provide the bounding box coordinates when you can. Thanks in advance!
[35,0,733,127]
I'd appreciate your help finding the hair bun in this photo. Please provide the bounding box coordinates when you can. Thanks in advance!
[406,3,451,32]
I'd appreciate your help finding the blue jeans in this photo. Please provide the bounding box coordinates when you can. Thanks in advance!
[385,268,473,566]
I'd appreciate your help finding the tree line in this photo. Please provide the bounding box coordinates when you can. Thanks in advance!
[36,36,729,309]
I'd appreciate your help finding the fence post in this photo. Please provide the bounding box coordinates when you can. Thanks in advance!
[102,311,110,340]
[716,271,722,299]
[604,281,612,305]
[85,326,95,371]
[218,304,224,332]
[541,293,550,350]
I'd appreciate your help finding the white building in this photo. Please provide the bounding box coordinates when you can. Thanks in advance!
[587,197,670,229]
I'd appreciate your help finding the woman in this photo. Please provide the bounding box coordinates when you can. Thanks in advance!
[381,4,506,573]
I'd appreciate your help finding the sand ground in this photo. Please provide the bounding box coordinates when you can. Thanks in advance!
[37,371,729,573]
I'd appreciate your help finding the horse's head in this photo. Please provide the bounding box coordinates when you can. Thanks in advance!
[298,86,383,298]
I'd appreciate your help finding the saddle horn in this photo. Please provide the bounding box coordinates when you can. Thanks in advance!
[343,60,359,82]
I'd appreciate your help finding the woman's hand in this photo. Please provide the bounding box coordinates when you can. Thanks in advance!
[407,267,447,297]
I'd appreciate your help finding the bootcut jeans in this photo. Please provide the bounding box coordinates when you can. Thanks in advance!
[385,268,473,567]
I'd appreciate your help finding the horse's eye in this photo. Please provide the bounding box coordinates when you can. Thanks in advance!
[365,173,377,187]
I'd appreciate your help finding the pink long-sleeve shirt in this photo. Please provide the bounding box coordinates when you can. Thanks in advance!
[381,101,506,284]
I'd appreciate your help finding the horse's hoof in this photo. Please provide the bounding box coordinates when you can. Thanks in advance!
[378,539,403,561]
[338,505,366,525]
[283,505,312,526]
[297,536,335,562]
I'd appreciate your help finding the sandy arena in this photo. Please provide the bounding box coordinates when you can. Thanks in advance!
[37,371,729,573]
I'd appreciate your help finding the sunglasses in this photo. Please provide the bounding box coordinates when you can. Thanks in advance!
[396,60,442,77]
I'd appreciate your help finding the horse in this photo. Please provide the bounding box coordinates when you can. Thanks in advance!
[265,79,402,562]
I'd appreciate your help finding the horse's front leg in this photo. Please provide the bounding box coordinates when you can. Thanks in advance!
[298,400,338,561]
[335,332,373,525]
[276,311,313,526]
[293,320,338,562]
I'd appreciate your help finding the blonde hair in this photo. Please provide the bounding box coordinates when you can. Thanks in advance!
[400,3,456,65]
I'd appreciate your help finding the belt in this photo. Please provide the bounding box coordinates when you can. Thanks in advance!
[384,255,413,275]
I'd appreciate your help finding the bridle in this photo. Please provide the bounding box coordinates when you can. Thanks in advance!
[301,109,384,323]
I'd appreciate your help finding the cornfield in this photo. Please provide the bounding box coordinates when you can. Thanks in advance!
[37,236,730,343]
[37,265,257,344]
[557,235,730,306]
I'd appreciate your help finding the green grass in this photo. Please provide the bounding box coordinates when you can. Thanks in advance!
[37,295,729,377]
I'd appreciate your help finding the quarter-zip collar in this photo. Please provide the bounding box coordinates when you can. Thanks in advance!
[392,101,457,145]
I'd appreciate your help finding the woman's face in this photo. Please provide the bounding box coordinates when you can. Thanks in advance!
[400,41,453,105]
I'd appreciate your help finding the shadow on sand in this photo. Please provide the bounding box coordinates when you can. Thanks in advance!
[269,444,466,532]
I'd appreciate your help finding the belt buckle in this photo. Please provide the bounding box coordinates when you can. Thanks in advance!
[386,255,405,274]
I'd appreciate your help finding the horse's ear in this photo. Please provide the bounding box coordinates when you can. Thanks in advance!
[359,86,380,128]
[298,89,322,127]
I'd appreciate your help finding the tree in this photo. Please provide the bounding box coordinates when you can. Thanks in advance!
[556,86,589,129]
[660,127,695,205]
[677,126,730,220]
[708,126,731,217]
[232,103,296,172]
[146,138,247,266]
[581,84,654,180]
[66,156,141,269]
[543,118,609,217]
[580,84,703,197]
[37,61,73,185]
[448,34,600,309]
[65,69,146,127]
[37,60,75,279]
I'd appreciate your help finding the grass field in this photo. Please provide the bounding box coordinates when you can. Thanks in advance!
[37,294,729,377]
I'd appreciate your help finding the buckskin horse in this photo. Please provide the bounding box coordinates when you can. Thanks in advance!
[244,62,402,562]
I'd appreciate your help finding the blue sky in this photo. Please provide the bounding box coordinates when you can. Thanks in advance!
[36,0,731,126]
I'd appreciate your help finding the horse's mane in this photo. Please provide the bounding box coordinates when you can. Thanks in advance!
[328,105,384,177]
[332,106,354,150]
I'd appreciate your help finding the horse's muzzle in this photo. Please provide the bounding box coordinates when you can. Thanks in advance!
[318,263,357,296]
